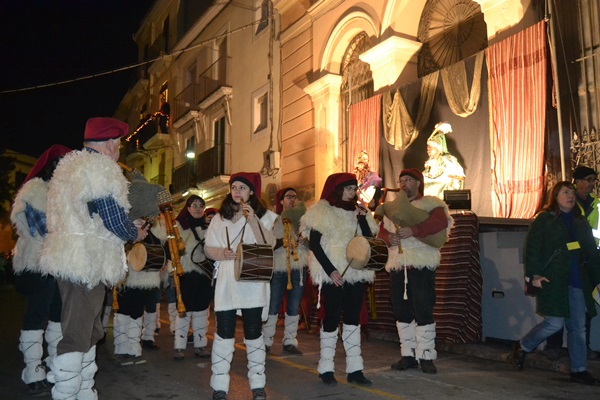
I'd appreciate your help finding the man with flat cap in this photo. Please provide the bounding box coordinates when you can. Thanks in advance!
[377,168,452,374]
[40,117,148,400]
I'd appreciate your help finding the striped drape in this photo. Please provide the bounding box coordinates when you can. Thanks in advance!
[348,94,382,174]
[485,21,547,218]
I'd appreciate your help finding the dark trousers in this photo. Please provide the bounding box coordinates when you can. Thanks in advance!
[15,271,61,329]
[117,287,159,319]
[389,268,436,325]
[216,307,263,340]
[56,280,105,354]
[321,281,364,332]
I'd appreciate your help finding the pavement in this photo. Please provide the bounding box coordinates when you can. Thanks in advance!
[2,283,600,399]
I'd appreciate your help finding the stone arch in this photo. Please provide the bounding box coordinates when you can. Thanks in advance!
[320,11,379,75]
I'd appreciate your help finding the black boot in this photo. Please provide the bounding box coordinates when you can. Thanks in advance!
[511,342,527,371]
[570,371,600,385]
[391,356,418,370]
[319,371,337,386]
[347,370,372,386]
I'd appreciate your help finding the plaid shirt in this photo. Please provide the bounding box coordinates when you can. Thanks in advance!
[24,203,47,237]
[82,147,137,242]
[94,196,138,242]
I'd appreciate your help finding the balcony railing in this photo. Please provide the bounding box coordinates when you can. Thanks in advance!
[173,56,230,123]
[170,144,229,194]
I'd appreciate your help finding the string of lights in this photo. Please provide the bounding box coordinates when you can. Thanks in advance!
[0,15,269,95]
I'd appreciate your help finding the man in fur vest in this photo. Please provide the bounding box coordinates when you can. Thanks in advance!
[378,168,452,374]
[11,144,71,396]
[40,117,148,400]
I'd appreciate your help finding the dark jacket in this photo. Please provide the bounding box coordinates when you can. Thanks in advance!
[524,211,600,318]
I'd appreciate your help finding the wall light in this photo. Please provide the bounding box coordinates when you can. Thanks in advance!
[186,151,195,159]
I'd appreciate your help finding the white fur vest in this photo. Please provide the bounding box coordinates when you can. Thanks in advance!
[177,221,206,275]
[300,200,379,285]
[10,178,48,274]
[384,195,452,272]
[40,150,131,288]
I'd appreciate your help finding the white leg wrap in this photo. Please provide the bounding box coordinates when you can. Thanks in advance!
[174,314,190,350]
[77,346,98,400]
[101,305,112,332]
[397,321,417,358]
[191,310,209,348]
[19,329,46,384]
[49,352,83,400]
[210,333,235,393]
[416,323,437,360]
[128,317,143,357]
[112,313,130,355]
[342,324,364,374]
[317,328,338,375]
[245,335,267,390]
[45,321,63,371]
[262,314,277,347]
[155,303,161,329]
[283,313,300,347]
[142,311,157,342]
[168,303,177,334]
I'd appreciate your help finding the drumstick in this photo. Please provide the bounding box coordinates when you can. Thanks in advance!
[226,227,231,250]
[341,259,353,277]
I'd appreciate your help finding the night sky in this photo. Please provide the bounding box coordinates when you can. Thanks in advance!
[0,0,155,158]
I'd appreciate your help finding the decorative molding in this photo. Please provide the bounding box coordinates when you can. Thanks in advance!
[304,74,343,100]
[474,0,528,38]
[273,0,298,15]
[199,86,233,110]
[359,36,422,90]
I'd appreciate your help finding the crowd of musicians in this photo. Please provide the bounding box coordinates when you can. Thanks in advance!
[10,117,600,400]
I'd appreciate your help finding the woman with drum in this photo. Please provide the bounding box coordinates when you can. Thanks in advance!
[172,195,213,360]
[204,172,276,400]
[299,172,379,386]
[262,187,308,355]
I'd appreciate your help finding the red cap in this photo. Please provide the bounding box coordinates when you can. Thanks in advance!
[22,144,71,186]
[204,207,218,216]
[320,172,357,203]
[275,187,296,214]
[84,117,129,141]
[399,168,424,195]
[229,172,261,197]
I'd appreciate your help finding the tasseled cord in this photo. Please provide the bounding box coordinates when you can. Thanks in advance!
[402,252,408,300]
[316,271,323,309]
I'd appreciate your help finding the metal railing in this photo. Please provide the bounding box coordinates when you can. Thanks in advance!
[170,144,229,193]
[173,56,230,122]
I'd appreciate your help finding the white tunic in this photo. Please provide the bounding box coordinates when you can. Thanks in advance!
[205,210,277,318]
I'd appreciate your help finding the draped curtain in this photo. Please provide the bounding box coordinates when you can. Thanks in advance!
[382,72,439,151]
[348,94,382,174]
[485,21,547,218]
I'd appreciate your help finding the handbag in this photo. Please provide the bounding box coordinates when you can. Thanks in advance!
[524,276,540,297]
[524,248,561,297]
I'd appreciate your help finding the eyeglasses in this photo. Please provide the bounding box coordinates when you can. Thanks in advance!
[398,177,415,184]
[284,195,298,200]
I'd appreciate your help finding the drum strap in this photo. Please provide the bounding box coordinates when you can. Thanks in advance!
[227,220,248,249]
